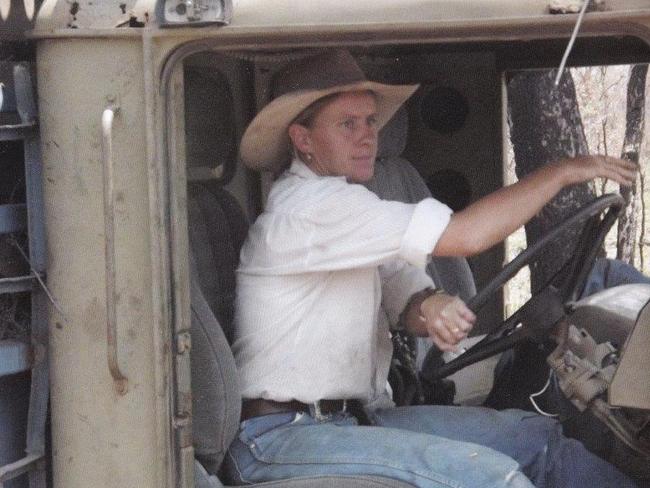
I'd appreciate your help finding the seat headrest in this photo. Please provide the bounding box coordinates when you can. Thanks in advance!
[184,67,237,181]
[377,106,408,160]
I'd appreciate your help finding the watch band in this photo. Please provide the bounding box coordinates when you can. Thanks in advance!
[396,287,446,331]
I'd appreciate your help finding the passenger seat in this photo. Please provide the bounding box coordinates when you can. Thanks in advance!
[365,107,501,406]
[364,106,476,303]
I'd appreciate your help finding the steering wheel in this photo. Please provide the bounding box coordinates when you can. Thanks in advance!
[420,193,625,383]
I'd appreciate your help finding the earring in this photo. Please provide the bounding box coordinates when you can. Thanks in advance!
[306,153,313,162]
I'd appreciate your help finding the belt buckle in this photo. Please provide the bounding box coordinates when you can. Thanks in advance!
[309,400,347,422]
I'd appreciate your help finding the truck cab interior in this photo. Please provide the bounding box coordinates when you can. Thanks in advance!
[176,38,650,487]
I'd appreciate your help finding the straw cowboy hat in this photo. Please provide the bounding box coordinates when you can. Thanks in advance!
[239,50,419,172]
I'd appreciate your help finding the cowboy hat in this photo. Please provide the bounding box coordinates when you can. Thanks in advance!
[239,50,419,172]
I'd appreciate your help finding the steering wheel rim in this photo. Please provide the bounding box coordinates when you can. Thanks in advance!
[420,193,625,383]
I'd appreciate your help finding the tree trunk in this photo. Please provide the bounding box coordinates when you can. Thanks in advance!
[507,69,596,291]
[616,64,648,264]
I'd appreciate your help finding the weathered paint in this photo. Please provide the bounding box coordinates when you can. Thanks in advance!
[38,38,170,488]
[29,0,650,42]
[35,0,152,30]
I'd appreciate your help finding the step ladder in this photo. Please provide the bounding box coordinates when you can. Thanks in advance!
[0,62,48,488]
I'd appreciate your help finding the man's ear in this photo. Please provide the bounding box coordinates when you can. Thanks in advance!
[288,123,312,154]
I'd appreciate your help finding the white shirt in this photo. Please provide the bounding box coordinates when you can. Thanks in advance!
[233,159,452,404]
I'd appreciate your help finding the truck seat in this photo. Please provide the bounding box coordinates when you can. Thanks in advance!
[364,107,476,302]
[186,181,417,488]
[188,182,248,344]
[364,108,500,406]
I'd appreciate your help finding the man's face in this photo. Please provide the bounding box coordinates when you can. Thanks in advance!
[292,91,379,183]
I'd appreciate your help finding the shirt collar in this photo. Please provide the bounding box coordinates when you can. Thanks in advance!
[288,158,346,182]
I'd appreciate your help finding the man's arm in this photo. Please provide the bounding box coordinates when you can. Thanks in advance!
[433,156,637,257]
[408,157,636,350]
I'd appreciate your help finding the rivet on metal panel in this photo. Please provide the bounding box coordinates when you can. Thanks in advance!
[173,414,191,430]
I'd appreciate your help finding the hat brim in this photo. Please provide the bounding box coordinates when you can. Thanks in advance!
[239,81,419,172]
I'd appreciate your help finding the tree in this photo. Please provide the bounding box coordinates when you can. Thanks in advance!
[507,69,596,290]
[616,64,648,264]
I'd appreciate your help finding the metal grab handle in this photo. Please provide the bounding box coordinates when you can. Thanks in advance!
[102,104,128,395]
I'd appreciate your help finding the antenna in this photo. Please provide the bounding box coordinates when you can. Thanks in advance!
[554,0,591,87]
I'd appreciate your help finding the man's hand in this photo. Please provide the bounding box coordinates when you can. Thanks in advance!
[555,155,638,188]
[420,293,476,352]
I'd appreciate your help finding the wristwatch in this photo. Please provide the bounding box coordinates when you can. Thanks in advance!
[395,287,446,331]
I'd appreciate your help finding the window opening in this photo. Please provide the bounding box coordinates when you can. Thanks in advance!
[504,63,650,313]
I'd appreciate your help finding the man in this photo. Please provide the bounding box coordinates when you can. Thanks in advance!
[225,49,638,488]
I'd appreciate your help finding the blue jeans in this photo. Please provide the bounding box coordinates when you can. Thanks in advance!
[225,405,636,488]
[581,258,650,298]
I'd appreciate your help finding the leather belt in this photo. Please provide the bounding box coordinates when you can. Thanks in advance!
[241,398,347,421]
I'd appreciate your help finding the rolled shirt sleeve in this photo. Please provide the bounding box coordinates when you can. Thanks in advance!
[400,198,453,269]
[240,178,453,275]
